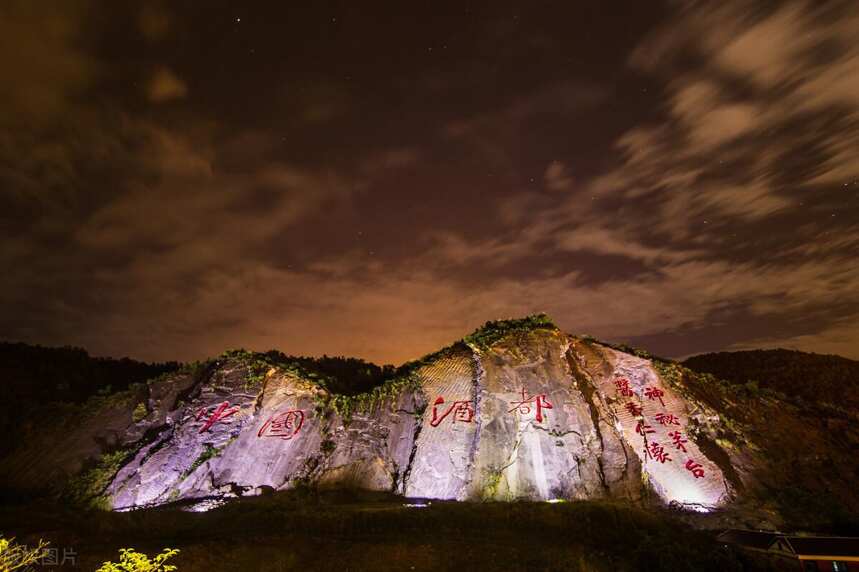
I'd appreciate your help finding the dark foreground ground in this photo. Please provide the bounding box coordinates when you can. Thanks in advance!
[1,491,787,571]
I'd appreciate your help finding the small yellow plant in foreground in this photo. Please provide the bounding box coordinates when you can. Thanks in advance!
[96,548,180,572]
[0,536,50,572]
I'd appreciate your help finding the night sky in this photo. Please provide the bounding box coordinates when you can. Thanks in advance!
[2,1,857,364]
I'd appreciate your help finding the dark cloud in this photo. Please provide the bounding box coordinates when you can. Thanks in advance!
[0,0,95,123]
[2,2,857,363]
[146,67,188,102]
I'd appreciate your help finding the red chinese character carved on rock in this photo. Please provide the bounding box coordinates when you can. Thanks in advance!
[614,378,635,398]
[646,441,671,463]
[625,402,643,416]
[654,413,680,426]
[635,420,655,435]
[644,386,666,407]
[430,396,475,427]
[668,430,688,452]
[685,459,705,479]
[258,409,305,440]
[508,388,553,423]
[196,401,240,433]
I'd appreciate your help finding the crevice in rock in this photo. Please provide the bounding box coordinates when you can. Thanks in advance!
[571,455,583,481]
[489,430,525,499]
[217,480,252,498]
[462,350,485,494]
[291,455,322,488]
[399,402,424,495]
[533,425,583,439]
[689,425,744,495]
[565,345,610,494]
[171,361,217,412]
[617,438,633,488]
[105,418,179,501]
[390,464,400,493]
[251,371,271,415]
[394,408,420,416]
[593,453,609,493]
[135,426,174,468]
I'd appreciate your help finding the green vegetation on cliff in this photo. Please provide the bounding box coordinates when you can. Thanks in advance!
[215,348,422,420]
[220,348,395,395]
[312,314,559,419]
[179,444,225,482]
[219,314,558,399]
[64,447,138,510]
[464,313,558,351]
[7,319,859,537]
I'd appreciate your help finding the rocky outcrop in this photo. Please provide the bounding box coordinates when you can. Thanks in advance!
[402,345,476,499]
[464,329,637,502]
[5,316,857,532]
[80,322,734,513]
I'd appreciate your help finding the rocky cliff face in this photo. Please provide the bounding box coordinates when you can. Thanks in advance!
[78,322,729,511]
[4,316,854,529]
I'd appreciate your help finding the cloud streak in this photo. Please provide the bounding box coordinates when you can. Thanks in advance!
[1,2,857,363]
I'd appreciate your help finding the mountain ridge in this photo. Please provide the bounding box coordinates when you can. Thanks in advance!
[1,315,856,534]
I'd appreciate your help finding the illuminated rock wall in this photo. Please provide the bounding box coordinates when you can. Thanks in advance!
[102,329,731,511]
[318,386,419,492]
[595,348,729,508]
[109,364,265,508]
[463,330,639,501]
[404,346,478,499]
[110,367,421,508]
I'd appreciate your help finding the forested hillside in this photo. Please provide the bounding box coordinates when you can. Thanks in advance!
[0,342,179,455]
[683,349,859,411]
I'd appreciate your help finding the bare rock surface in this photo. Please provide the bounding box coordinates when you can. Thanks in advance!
[404,346,477,499]
[467,329,627,501]
[96,326,734,513]
[6,319,794,520]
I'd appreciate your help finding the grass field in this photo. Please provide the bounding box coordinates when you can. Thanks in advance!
[0,491,784,571]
